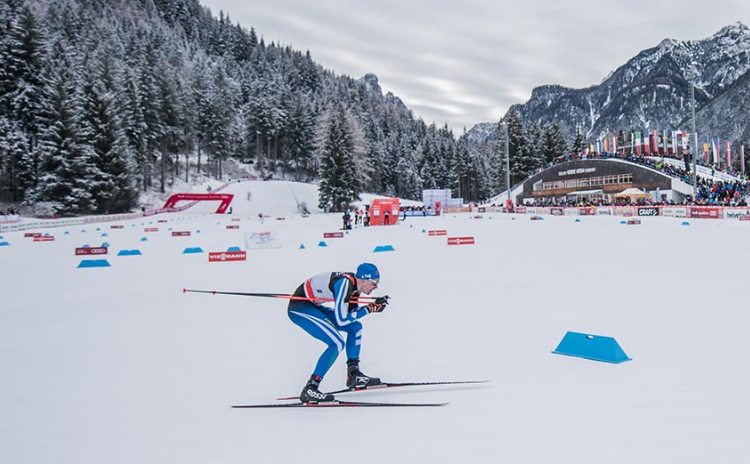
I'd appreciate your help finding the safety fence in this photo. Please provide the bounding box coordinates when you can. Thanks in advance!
[0,182,232,234]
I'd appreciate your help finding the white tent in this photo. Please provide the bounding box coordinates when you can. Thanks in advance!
[614,187,649,199]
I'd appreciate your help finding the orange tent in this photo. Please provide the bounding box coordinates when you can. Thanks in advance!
[369,198,400,226]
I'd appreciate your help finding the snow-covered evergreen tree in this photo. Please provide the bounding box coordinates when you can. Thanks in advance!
[541,122,568,163]
[0,0,467,210]
[206,62,239,178]
[317,104,360,212]
[32,39,100,215]
[396,146,422,199]
[2,4,45,197]
[284,91,316,180]
[571,126,586,154]
[0,116,31,202]
[503,108,538,185]
[81,45,138,213]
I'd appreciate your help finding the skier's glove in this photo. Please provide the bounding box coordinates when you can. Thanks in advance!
[367,296,390,314]
[367,302,386,313]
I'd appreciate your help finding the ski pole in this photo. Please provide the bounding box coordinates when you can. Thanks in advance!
[182,288,377,305]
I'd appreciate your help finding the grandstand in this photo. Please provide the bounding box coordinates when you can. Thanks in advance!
[518,158,692,204]
[513,153,748,206]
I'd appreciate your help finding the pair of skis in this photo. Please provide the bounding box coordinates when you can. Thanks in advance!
[231,379,489,408]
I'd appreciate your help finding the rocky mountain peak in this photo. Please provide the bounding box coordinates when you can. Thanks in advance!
[359,73,382,95]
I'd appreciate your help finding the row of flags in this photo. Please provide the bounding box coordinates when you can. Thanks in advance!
[705,139,745,174]
[589,130,746,175]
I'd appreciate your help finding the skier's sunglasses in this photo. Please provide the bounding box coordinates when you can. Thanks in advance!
[367,279,379,287]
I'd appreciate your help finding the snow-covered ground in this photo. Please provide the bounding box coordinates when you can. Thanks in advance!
[2,180,750,463]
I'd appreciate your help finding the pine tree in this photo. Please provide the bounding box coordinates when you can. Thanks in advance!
[137,36,165,188]
[436,124,457,192]
[82,46,138,213]
[155,57,184,192]
[527,121,543,162]
[206,62,238,178]
[190,57,212,177]
[4,4,45,196]
[284,92,316,180]
[418,125,442,188]
[121,65,148,190]
[395,147,421,199]
[454,133,472,200]
[345,108,371,189]
[0,116,31,202]
[571,126,586,154]
[541,122,568,163]
[473,146,499,202]
[32,39,99,215]
[503,108,538,185]
[317,104,360,212]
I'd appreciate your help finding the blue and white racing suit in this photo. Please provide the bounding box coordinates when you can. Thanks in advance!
[288,272,370,379]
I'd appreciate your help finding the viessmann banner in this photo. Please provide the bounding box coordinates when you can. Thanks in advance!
[208,251,247,262]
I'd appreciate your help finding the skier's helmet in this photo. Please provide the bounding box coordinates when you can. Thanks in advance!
[355,262,380,281]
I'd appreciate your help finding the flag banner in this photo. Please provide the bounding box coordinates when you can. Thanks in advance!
[671,131,677,156]
[648,130,654,154]
[656,131,662,155]
[643,130,650,155]
[635,132,641,155]
[727,142,732,169]
[711,138,720,166]
[603,138,608,153]
[612,136,617,153]
[703,143,710,164]
[741,145,745,176]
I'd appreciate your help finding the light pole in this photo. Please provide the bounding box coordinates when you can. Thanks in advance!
[690,83,698,199]
[503,122,510,204]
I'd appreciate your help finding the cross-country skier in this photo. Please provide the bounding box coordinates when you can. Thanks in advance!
[288,263,390,403]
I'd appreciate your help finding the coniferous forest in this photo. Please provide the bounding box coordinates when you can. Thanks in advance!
[0,0,564,215]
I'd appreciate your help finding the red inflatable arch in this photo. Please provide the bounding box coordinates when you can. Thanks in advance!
[163,193,234,214]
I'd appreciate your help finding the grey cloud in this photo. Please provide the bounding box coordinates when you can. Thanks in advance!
[201,0,749,130]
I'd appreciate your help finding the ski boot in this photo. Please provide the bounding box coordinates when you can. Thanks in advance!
[346,359,382,389]
[300,375,334,403]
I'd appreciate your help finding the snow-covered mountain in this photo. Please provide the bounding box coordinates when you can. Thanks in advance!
[464,122,499,145]
[468,22,750,144]
[685,66,750,143]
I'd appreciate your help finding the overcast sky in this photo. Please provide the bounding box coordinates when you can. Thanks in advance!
[200,0,747,132]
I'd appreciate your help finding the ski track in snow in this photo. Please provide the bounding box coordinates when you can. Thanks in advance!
[2,180,750,463]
